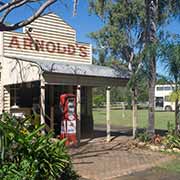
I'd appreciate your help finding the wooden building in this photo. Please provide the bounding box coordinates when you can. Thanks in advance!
[0,13,129,142]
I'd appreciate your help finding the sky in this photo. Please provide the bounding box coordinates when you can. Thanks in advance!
[4,0,180,75]
[5,0,104,44]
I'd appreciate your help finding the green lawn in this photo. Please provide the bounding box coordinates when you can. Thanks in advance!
[158,158,180,173]
[93,108,175,130]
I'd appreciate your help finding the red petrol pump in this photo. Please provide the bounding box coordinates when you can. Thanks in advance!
[59,94,78,146]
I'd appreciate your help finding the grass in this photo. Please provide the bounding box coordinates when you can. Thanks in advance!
[93,108,175,130]
[162,159,180,173]
[157,157,180,173]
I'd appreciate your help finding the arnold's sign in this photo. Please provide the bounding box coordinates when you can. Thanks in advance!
[3,13,91,63]
[8,36,88,58]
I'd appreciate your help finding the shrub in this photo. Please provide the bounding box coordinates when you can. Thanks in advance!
[161,122,180,149]
[137,131,151,142]
[164,133,180,149]
[93,95,105,107]
[0,113,79,180]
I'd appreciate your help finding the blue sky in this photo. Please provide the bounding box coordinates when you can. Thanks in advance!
[158,19,180,76]
[5,0,180,44]
[51,1,104,44]
[4,0,180,75]
[5,0,104,44]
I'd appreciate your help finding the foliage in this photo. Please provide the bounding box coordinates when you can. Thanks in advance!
[137,131,151,142]
[161,43,180,84]
[89,0,146,62]
[60,164,79,180]
[160,122,180,149]
[131,70,149,102]
[111,87,129,102]
[89,0,180,67]
[89,0,153,137]
[163,133,180,149]
[167,121,175,135]
[93,94,105,107]
[93,86,130,105]
[89,0,180,137]
[170,90,180,102]
[0,113,78,180]
[160,43,180,132]
[156,74,170,85]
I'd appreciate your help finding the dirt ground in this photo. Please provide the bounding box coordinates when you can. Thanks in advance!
[75,127,179,180]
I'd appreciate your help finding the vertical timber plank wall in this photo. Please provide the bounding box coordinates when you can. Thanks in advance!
[0,32,3,113]
[3,86,10,113]
[81,87,94,138]
[0,78,2,113]
[3,14,91,64]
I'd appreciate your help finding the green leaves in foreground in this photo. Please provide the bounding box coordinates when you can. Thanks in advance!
[0,113,78,180]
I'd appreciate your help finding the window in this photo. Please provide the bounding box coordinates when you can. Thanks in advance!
[10,82,40,107]
[156,86,172,91]
[157,87,163,91]
[156,97,164,107]
[164,86,171,91]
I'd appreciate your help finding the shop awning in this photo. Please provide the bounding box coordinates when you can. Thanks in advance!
[4,56,130,86]
[32,59,129,79]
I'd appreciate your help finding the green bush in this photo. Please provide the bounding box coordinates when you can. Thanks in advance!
[162,122,180,149]
[137,131,151,142]
[164,133,180,149]
[93,95,105,107]
[0,113,79,180]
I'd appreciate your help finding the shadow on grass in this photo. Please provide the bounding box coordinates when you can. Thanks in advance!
[93,124,168,138]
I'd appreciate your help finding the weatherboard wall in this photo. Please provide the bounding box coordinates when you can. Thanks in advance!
[3,13,92,64]
[0,13,93,113]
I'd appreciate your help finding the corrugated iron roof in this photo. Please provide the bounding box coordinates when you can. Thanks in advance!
[5,56,130,79]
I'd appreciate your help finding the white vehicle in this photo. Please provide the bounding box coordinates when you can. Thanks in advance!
[155,84,175,111]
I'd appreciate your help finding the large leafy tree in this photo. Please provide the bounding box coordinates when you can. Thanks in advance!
[143,0,180,135]
[161,43,180,133]
[89,0,180,136]
[145,0,157,135]
[89,0,147,137]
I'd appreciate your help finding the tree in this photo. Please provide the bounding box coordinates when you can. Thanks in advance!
[89,0,180,137]
[0,0,58,31]
[161,43,180,133]
[89,0,149,137]
[0,0,105,31]
[145,0,158,136]
[145,0,180,136]
[156,74,170,85]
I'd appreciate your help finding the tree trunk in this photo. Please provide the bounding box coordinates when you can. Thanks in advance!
[147,56,156,135]
[175,83,179,134]
[132,87,138,138]
[175,98,178,133]
[145,0,158,136]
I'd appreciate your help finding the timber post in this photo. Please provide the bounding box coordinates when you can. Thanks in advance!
[106,86,111,142]
[76,85,81,146]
